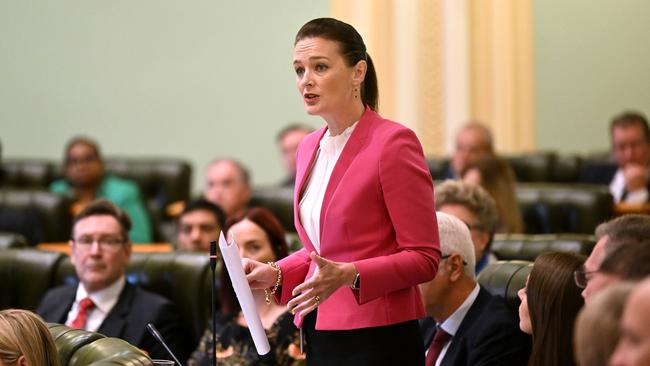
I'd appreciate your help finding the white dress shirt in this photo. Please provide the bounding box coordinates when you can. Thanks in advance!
[299,122,358,253]
[66,275,126,331]
[430,284,481,366]
[610,169,649,203]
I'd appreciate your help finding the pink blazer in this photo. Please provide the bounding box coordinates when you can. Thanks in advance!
[277,108,440,330]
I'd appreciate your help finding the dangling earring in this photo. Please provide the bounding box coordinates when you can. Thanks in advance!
[354,87,358,99]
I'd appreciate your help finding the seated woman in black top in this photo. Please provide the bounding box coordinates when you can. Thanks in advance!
[188,207,304,366]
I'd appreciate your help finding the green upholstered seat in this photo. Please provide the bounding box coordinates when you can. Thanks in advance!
[492,233,595,261]
[477,260,533,313]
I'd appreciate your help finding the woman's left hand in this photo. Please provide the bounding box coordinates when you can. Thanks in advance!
[287,252,357,318]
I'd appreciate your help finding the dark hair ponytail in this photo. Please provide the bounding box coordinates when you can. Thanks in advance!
[295,17,379,111]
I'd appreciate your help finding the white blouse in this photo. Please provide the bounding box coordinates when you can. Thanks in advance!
[299,122,358,253]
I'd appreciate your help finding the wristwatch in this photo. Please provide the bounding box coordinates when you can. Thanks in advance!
[350,272,361,290]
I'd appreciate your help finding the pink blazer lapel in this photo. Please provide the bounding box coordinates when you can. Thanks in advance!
[293,127,327,252]
[318,108,374,238]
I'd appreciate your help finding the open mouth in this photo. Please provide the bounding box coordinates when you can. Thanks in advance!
[304,93,319,104]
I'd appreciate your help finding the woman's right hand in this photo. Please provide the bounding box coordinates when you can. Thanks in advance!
[243,258,280,289]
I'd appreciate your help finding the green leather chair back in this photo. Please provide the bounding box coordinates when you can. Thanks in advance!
[49,323,105,365]
[516,183,613,234]
[48,323,152,366]
[477,260,533,313]
[1,159,55,188]
[0,188,72,243]
[0,249,64,310]
[70,338,152,366]
[492,233,595,261]
[0,231,28,249]
[250,185,296,233]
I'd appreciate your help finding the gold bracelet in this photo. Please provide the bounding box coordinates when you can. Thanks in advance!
[264,261,282,305]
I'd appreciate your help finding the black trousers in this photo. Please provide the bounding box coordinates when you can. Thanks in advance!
[303,311,424,366]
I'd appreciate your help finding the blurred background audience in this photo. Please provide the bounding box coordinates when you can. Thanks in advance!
[462,155,524,233]
[275,123,313,188]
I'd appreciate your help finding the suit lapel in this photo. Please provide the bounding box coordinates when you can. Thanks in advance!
[52,285,77,324]
[441,287,491,366]
[318,108,374,239]
[293,127,327,252]
[97,282,134,338]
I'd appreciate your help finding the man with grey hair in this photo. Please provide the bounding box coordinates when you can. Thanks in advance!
[418,212,530,366]
[202,158,252,218]
[580,214,650,301]
[435,180,499,273]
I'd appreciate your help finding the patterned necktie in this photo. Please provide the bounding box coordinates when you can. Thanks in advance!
[425,328,452,366]
[68,297,95,329]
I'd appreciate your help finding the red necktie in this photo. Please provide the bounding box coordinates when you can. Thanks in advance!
[425,328,452,366]
[68,297,95,329]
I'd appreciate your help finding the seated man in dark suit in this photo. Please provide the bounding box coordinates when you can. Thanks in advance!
[419,212,531,366]
[37,199,192,360]
[581,111,650,203]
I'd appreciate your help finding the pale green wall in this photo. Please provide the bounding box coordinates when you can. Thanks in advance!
[0,1,328,193]
[4,1,649,192]
[534,0,650,154]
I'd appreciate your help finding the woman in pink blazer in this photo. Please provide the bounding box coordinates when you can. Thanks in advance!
[245,17,440,365]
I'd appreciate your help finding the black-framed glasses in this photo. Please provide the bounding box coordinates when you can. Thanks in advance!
[72,236,125,251]
[440,254,468,266]
[573,268,598,289]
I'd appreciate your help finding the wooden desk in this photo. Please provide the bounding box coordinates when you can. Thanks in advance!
[38,243,174,255]
[613,203,650,216]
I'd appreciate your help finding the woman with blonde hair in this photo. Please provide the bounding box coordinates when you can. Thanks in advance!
[0,309,60,366]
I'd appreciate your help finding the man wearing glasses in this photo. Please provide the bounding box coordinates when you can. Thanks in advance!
[578,214,650,302]
[37,199,191,360]
[418,212,530,366]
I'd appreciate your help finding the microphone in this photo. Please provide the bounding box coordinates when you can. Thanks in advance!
[209,240,218,366]
[146,323,183,366]
[209,240,218,271]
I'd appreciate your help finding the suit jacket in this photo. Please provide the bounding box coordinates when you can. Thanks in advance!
[420,287,531,366]
[37,282,193,361]
[580,162,650,202]
[277,107,441,330]
[579,162,618,186]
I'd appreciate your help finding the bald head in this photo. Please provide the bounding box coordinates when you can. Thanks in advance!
[451,122,494,177]
[203,159,251,217]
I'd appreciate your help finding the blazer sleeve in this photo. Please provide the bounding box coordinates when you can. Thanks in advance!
[275,248,312,305]
[353,128,441,304]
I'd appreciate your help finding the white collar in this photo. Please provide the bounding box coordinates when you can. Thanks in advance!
[439,283,480,336]
[320,121,358,154]
[75,275,126,314]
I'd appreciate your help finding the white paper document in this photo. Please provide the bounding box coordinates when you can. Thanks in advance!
[218,231,271,355]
